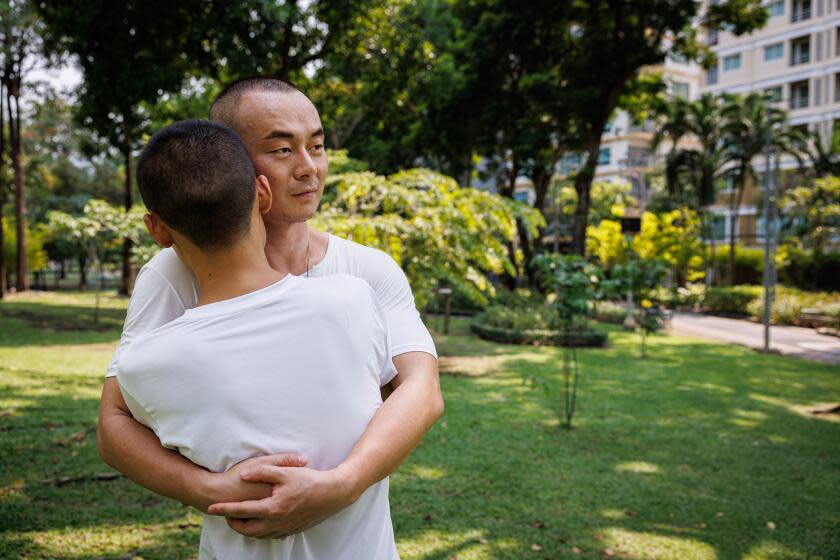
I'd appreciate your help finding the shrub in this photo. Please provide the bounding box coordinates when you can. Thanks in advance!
[479,304,556,331]
[650,283,705,309]
[470,321,608,347]
[778,247,840,292]
[703,285,762,315]
[591,301,627,324]
[746,294,804,325]
[708,245,764,285]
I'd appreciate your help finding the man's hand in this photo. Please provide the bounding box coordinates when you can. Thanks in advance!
[204,454,309,512]
[206,457,355,539]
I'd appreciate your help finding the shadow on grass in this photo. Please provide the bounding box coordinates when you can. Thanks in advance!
[391,333,840,559]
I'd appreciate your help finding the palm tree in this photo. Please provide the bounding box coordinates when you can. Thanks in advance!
[720,93,800,285]
[653,93,729,285]
[800,128,840,179]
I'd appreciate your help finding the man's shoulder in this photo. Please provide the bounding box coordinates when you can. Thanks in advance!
[118,319,190,377]
[134,247,197,304]
[326,235,401,278]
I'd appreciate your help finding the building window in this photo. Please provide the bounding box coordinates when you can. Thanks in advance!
[835,73,840,103]
[707,28,719,46]
[836,27,840,57]
[723,53,741,71]
[669,51,688,64]
[790,80,810,109]
[671,81,690,99]
[710,215,727,241]
[790,35,810,66]
[708,65,719,85]
[598,148,611,166]
[765,86,783,102]
[792,0,811,22]
[763,43,784,61]
[767,0,785,17]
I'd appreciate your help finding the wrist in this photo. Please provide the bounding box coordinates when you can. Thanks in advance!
[331,462,366,506]
[189,469,220,512]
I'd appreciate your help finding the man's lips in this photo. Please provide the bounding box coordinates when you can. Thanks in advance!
[292,189,318,197]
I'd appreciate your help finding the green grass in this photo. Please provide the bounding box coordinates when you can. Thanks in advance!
[1,292,839,559]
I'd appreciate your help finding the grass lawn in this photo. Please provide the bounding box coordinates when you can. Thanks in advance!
[1,291,839,559]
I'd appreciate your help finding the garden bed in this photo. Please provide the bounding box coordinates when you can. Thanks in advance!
[470,321,608,347]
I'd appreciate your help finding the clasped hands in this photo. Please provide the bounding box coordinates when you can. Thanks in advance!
[201,453,356,540]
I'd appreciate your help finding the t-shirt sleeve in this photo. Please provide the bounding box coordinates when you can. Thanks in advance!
[364,251,437,359]
[106,267,189,378]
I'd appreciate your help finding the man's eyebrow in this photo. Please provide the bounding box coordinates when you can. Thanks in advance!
[263,128,325,140]
[263,130,295,140]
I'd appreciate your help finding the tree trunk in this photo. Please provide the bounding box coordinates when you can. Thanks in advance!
[78,252,88,291]
[727,172,746,285]
[0,81,6,300]
[8,86,27,292]
[572,137,600,256]
[0,213,5,299]
[119,146,134,295]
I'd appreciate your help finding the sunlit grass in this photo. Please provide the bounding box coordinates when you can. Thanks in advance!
[1,293,838,559]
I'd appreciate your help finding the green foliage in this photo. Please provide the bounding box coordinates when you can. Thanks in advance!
[470,321,608,348]
[781,176,840,253]
[557,180,637,224]
[3,220,48,274]
[44,199,152,267]
[532,254,605,332]
[312,168,544,309]
[326,149,368,175]
[777,245,840,292]
[479,304,556,331]
[704,285,763,315]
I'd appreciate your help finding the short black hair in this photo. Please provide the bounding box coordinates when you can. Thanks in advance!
[209,76,302,129]
[137,119,256,250]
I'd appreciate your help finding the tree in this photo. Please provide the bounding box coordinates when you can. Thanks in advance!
[799,128,840,179]
[780,176,840,254]
[653,93,730,285]
[1,0,42,292]
[633,208,704,287]
[721,92,800,283]
[312,168,544,309]
[557,0,768,255]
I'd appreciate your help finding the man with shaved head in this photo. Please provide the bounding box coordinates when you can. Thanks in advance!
[97,77,444,545]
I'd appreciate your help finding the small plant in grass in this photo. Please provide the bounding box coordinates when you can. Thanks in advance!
[532,254,604,428]
[637,299,667,358]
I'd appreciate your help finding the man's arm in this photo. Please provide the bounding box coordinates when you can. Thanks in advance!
[207,351,444,538]
[97,378,305,511]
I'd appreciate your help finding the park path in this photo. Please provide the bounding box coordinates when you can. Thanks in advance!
[669,312,840,367]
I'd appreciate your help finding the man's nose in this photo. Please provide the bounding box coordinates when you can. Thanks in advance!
[294,148,318,180]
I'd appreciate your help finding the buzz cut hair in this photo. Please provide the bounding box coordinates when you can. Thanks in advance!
[209,76,302,129]
[137,119,257,250]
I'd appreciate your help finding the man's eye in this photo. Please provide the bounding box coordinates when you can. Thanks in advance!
[271,147,292,154]
[310,144,324,152]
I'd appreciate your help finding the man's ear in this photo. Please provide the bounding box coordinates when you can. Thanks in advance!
[143,213,175,248]
[256,175,273,215]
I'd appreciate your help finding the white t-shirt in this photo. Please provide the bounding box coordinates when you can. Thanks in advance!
[117,274,399,560]
[106,234,436,378]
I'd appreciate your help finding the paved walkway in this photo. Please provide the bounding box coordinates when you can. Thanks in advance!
[669,312,840,366]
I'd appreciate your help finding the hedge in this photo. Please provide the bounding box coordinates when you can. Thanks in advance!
[470,321,608,347]
[709,245,840,292]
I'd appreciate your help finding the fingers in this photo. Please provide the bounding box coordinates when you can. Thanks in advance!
[261,452,309,468]
[226,517,289,540]
[240,464,289,484]
[207,498,272,518]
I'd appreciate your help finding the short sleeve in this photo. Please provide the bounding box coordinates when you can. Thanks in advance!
[365,253,438,359]
[106,266,190,378]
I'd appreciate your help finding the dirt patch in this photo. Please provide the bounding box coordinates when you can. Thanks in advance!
[792,402,840,423]
[438,355,501,377]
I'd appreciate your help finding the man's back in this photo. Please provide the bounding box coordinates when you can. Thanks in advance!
[118,274,398,559]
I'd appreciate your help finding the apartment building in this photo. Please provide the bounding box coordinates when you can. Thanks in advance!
[590,56,702,208]
[701,0,840,245]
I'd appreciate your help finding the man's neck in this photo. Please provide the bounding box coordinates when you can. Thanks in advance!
[263,220,329,275]
[190,241,285,307]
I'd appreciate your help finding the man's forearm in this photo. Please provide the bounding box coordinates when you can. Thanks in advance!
[335,352,444,501]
